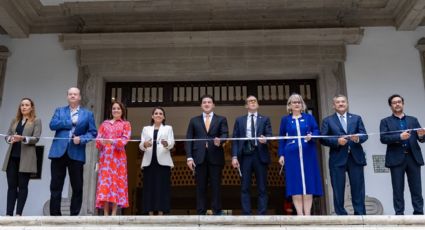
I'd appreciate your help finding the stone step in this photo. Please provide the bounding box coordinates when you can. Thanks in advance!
[0,216,424,230]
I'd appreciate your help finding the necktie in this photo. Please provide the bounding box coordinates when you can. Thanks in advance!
[251,114,256,146]
[205,114,211,132]
[340,115,347,133]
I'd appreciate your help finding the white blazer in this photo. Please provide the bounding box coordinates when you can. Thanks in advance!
[139,124,175,168]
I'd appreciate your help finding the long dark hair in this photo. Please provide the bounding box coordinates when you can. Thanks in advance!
[150,107,166,125]
[110,100,127,120]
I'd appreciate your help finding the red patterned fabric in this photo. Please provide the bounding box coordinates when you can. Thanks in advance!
[95,119,131,208]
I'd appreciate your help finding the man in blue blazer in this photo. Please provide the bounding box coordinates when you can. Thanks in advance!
[185,95,228,215]
[232,95,272,215]
[380,94,425,215]
[321,95,368,215]
[48,87,97,216]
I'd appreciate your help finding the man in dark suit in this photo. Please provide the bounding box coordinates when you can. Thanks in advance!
[321,94,368,215]
[231,95,272,215]
[185,95,229,215]
[48,87,97,216]
[380,94,425,215]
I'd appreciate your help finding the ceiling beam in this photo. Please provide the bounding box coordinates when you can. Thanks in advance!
[395,0,425,31]
[60,28,364,50]
[0,0,30,38]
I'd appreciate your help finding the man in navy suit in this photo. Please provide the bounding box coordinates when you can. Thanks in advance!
[48,87,97,216]
[231,95,272,215]
[380,94,425,215]
[185,95,228,215]
[321,95,368,215]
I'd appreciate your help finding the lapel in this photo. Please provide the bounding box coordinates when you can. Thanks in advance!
[405,115,412,129]
[242,115,248,136]
[199,115,208,134]
[155,124,164,141]
[22,121,34,136]
[64,106,71,123]
[346,113,354,134]
[333,113,346,134]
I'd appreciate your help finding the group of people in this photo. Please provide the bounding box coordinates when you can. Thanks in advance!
[3,86,425,217]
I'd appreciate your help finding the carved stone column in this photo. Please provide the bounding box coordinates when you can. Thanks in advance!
[76,52,105,215]
[0,46,10,107]
[416,38,425,92]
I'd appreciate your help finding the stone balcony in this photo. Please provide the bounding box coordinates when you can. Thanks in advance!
[0,216,425,230]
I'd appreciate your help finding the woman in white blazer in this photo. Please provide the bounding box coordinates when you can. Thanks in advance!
[139,107,175,215]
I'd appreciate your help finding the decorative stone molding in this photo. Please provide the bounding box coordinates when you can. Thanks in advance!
[59,27,366,215]
[0,45,10,107]
[60,28,364,50]
[416,38,425,92]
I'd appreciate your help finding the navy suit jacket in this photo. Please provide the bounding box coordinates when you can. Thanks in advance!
[380,114,425,168]
[231,114,272,164]
[321,113,368,167]
[48,106,97,163]
[185,114,228,165]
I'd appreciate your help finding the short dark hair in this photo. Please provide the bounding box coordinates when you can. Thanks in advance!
[110,100,127,120]
[151,107,166,125]
[200,95,214,104]
[388,94,404,106]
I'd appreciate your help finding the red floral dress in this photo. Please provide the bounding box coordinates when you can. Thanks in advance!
[95,119,131,208]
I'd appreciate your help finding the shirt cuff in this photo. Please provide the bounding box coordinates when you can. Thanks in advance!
[22,137,30,144]
[187,158,194,162]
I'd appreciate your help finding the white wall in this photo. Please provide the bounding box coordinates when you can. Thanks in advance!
[1,27,425,216]
[345,27,425,215]
[0,34,78,215]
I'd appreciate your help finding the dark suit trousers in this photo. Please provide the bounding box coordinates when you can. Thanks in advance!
[240,148,268,215]
[330,154,366,215]
[6,157,31,216]
[195,156,223,215]
[390,153,424,215]
[50,153,84,216]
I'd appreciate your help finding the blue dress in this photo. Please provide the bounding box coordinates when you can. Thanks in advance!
[278,113,323,197]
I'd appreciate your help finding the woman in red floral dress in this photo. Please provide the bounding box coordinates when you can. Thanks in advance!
[95,101,131,215]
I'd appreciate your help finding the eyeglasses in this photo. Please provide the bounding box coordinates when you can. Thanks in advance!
[291,101,302,104]
[391,100,403,105]
[247,99,257,104]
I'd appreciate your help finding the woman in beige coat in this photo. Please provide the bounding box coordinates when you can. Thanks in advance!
[139,107,174,215]
[3,98,42,216]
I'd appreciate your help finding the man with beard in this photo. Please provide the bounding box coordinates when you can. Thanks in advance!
[380,94,425,215]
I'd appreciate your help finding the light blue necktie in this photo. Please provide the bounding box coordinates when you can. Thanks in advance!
[339,115,347,133]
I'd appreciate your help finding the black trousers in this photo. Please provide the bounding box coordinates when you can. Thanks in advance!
[390,153,424,215]
[6,157,30,216]
[195,159,223,215]
[240,148,268,215]
[50,153,84,216]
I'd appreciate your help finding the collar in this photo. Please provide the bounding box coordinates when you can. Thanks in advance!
[392,113,406,120]
[336,112,347,118]
[248,112,258,117]
[107,118,124,124]
[203,112,214,118]
[69,105,80,112]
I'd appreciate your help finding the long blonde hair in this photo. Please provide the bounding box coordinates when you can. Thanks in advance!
[15,98,36,122]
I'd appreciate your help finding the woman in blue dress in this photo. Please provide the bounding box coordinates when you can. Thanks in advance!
[278,93,323,215]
